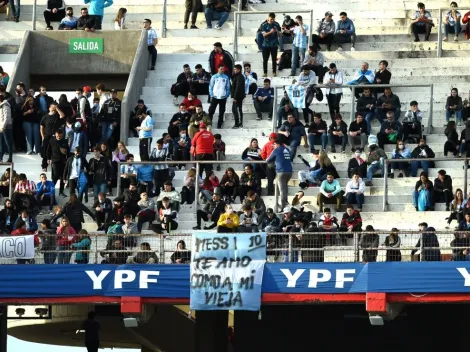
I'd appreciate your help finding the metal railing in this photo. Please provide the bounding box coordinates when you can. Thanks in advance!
[161,0,168,38]
[437,7,470,57]
[121,29,149,143]
[0,163,15,200]
[32,0,37,30]
[116,160,271,216]
[272,83,434,130]
[5,230,469,264]
[383,157,468,212]
[233,10,314,61]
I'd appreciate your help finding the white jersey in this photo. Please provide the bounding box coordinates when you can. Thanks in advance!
[286,85,306,109]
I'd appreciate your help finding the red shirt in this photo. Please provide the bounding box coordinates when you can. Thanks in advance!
[192,129,214,155]
[182,97,202,111]
[214,53,227,74]
[11,228,40,246]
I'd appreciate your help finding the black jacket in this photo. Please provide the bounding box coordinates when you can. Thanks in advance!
[64,155,89,181]
[46,0,65,10]
[99,98,121,123]
[34,94,54,115]
[356,95,376,114]
[92,198,113,223]
[47,136,69,163]
[52,201,95,225]
[374,70,392,85]
[209,49,234,76]
[434,175,453,194]
[328,121,348,135]
[231,72,245,101]
[77,15,97,30]
[349,119,369,135]
[411,145,435,159]
[88,156,113,185]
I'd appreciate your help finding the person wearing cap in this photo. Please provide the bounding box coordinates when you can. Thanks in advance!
[208,42,234,77]
[266,138,293,209]
[143,18,158,70]
[365,135,387,186]
[43,0,66,30]
[191,122,214,177]
[99,88,121,148]
[261,208,280,233]
[291,15,309,77]
[348,113,369,151]
[205,0,229,30]
[327,113,348,153]
[324,63,344,120]
[433,169,453,211]
[356,87,375,134]
[213,133,225,170]
[130,100,152,138]
[209,64,231,129]
[277,90,298,128]
[279,15,296,52]
[261,132,278,196]
[188,105,211,139]
[335,11,356,51]
[193,188,225,230]
[137,102,155,161]
[311,12,335,51]
[40,101,65,171]
[67,121,87,157]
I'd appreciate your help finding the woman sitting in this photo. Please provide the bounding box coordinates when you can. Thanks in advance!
[390,139,411,177]
[383,228,401,262]
[412,171,433,211]
[242,138,263,174]
[219,167,240,204]
[446,188,465,228]
[199,170,220,202]
[217,204,240,233]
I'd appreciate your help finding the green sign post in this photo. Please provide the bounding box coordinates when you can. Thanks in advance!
[69,38,104,54]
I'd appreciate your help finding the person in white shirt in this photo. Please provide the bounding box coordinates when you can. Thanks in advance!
[410,2,434,42]
[143,18,158,70]
[114,7,127,30]
[345,172,365,210]
[324,63,344,120]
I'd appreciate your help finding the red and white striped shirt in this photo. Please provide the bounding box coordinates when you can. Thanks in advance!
[14,180,37,194]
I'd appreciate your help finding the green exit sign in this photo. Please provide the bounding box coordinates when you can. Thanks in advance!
[69,38,104,54]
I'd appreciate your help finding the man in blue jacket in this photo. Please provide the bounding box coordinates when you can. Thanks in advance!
[209,64,231,128]
[335,12,356,51]
[84,0,113,29]
[266,139,293,209]
[35,173,56,212]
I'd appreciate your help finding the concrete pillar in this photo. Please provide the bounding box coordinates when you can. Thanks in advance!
[0,306,7,352]
[195,310,228,352]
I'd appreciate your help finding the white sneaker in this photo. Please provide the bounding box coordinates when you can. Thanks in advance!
[454,35,458,41]
[351,47,356,51]
[215,24,221,30]
[443,36,448,41]
[173,96,178,105]
[181,166,185,171]
[336,46,343,51]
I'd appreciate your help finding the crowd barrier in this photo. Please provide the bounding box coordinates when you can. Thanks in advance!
[2,230,468,264]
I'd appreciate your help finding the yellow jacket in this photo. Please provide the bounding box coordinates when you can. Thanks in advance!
[217,212,240,228]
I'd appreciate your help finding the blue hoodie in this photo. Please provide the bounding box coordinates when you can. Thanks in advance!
[84,0,113,17]
[335,18,355,35]
[266,145,293,173]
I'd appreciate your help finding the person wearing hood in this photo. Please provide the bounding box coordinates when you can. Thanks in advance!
[171,240,191,264]
[411,225,441,261]
[0,94,13,163]
[312,11,335,51]
[71,229,92,264]
[413,171,434,211]
[0,198,18,233]
[433,169,453,211]
[446,88,463,126]
[359,225,379,262]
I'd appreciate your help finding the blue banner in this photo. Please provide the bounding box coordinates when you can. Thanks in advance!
[2,262,470,299]
[189,232,266,311]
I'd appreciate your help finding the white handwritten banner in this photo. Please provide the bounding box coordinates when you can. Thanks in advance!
[190,232,266,311]
[0,235,35,259]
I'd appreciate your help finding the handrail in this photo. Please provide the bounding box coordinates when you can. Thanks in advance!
[116,160,271,217]
[436,7,470,58]
[121,30,148,144]
[233,10,314,61]
[383,157,469,212]
[161,0,168,38]
[32,0,37,30]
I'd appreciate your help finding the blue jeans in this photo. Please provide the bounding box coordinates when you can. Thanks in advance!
[44,252,57,264]
[289,139,300,159]
[57,246,72,264]
[445,22,462,36]
[446,109,462,122]
[101,122,113,143]
[93,183,107,201]
[23,121,41,154]
[204,8,229,28]
[8,0,19,17]
[362,111,375,135]
[366,159,384,181]
[308,133,327,151]
[411,160,429,177]
[291,45,306,76]
[279,34,293,51]
[0,128,13,161]
[346,192,364,208]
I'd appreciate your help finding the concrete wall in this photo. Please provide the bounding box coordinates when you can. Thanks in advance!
[29,30,142,75]
[6,31,32,92]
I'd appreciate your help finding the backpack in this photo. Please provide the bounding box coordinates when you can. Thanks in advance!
[278,50,297,70]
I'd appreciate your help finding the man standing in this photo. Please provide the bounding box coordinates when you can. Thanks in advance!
[208,64,230,129]
[47,129,68,197]
[82,311,100,352]
[191,123,214,177]
[143,18,158,70]
[231,64,245,129]
[266,139,293,209]
[99,89,121,147]
[84,0,113,29]
[137,107,154,161]
[88,146,112,201]
[291,15,309,77]
[208,42,234,77]
[40,102,65,172]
